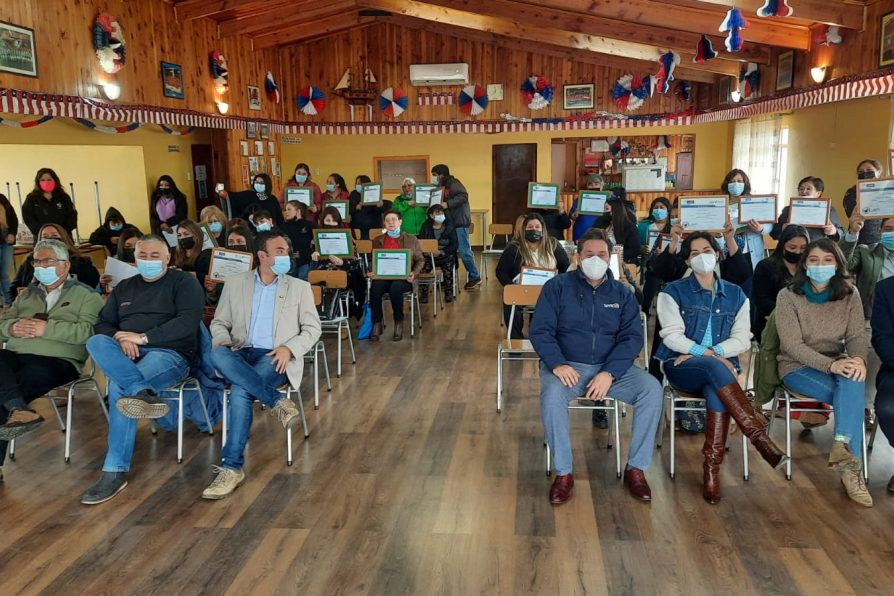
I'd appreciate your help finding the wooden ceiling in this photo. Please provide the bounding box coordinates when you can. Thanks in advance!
[173,0,870,82]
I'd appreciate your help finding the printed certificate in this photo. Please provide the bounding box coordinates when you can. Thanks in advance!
[857,178,894,219]
[788,198,830,228]
[679,196,728,232]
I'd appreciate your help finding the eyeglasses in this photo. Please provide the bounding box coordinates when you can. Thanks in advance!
[33,258,67,267]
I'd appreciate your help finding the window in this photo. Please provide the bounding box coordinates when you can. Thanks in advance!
[776,127,790,214]
[732,114,783,196]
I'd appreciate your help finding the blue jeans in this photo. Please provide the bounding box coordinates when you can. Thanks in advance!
[782,366,865,460]
[540,361,663,475]
[210,346,285,470]
[0,243,12,304]
[663,356,738,412]
[455,226,479,280]
[86,335,190,472]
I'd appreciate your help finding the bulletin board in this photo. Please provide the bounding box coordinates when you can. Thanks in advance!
[374,156,430,194]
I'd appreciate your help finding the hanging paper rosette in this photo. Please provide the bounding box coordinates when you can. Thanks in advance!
[739,62,760,98]
[609,137,631,158]
[719,8,750,52]
[757,0,793,18]
[674,81,692,102]
[297,86,326,116]
[209,51,229,95]
[520,76,553,110]
[458,85,488,116]
[611,74,654,111]
[93,12,126,74]
[265,71,281,104]
[379,87,409,118]
[656,50,680,94]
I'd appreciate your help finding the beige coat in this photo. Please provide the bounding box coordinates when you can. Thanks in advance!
[210,270,322,389]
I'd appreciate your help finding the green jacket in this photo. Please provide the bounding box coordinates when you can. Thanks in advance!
[391,193,427,236]
[839,237,887,318]
[0,278,104,370]
[754,310,781,405]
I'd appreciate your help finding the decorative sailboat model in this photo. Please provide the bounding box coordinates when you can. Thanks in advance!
[334,67,377,120]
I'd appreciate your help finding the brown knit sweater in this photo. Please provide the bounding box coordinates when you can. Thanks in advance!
[775,286,868,379]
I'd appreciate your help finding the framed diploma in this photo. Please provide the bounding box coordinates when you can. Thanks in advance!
[577,191,610,215]
[199,223,219,250]
[519,266,557,286]
[314,229,354,258]
[738,195,778,224]
[323,200,350,221]
[656,233,673,253]
[647,229,660,250]
[362,182,383,205]
[788,198,830,228]
[209,248,254,281]
[527,182,560,209]
[857,178,894,219]
[285,186,312,207]
[372,249,411,279]
[609,251,621,280]
[679,196,728,232]
[413,184,438,206]
[430,188,444,206]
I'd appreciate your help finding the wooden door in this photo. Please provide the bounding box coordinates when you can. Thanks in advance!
[492,143,536,230]
[190,144,215,213]
[676,151,693,191]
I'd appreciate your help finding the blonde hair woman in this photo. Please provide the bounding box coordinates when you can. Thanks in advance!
[199,205,228,245]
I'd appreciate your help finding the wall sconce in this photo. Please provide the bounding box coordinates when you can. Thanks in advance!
[730,89,743,103]
[100,82,121,101]
[216,101,229,115]
[811,66,828,84]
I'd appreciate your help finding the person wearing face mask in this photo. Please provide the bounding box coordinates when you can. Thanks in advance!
[0,192,19,305]
[392,177,428,236]
[869,276,894,494]
[148,175,188,237]
[89,207,137,255]
[570,174,605,242]
[281,201,314,280]
[202,230,321,500]
[770,176,844,241]
[638,197,673,314]
[172,220,213,292]
[721,169,771,275]
[12,224,100,294]
[81,235,204,505]
[224,225,254,256]
[100,227,144,295]
[0,240,104,478]
[752,225,810,342]
[774,239,872,506]
[592,191,641,265]
[657,232,787,503]
[22,168,78,241]
[282,163,323,223]
[349,174,392,240]
[217,174,284,228]
[531,228,663,505]
[368,211,425,341]
[432,164,481,289]
[496,213,570,339]
[417,204,458,303]
[200,205,229,246]
[311,208,366,319]
[323,173,350,205]
[843,159,884,245]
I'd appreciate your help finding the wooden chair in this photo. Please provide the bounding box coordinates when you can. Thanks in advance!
[356,239,373,272]
[417,238,444,317]
[480,223,514,283]
[308,269,356,377]
[496,285,543,412]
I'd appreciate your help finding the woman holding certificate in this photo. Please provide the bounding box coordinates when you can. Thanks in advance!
[496,213,570,339]
[770,176,845,242]
[369,211,425,341]
[283,163,323,223]
[391,178,427,236]
[638,197,674,314]
[311,207,366,319]
[592,193,640,265]
[349,175,391,240]
[843,159,884,245]
[722,169,771,274]
[217,174,284,228]
[570,174,605,241]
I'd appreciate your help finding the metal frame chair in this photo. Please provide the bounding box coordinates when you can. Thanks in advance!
[309,285,333,408]
[308,270,356,378]
[480,223,513,283]
[357,240,423,336]
[417,238,445,317]
[496,285,543,413]
[150,377,214,464]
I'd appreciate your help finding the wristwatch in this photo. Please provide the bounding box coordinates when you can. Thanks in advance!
[140,333,149,345]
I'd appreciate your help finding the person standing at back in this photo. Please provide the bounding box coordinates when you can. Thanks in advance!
[432,164,481,289]
[22,168,78,241]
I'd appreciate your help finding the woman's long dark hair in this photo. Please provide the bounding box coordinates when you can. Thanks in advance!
[151,175,186,202]
[254,173,274,195]
[790,238,854,301]
[319,206,344,227]
[115,227,142,262]
[644,196,672,228]
[31,168,71,201]
[681,231,722,261]
[355,174,372,187]
[769,225,809,264]
[605,196,635,241]
[721,169,752,196]
[328,173,348,193]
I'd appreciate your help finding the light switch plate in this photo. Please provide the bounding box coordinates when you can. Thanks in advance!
[487,84,504,101]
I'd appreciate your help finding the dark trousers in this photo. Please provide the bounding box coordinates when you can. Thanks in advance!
[502,305,526,340]
[370,280,413,323]
[876,373,894,448]
[0,349,79,465]
[419,255,455,299]
[641,272,662,315]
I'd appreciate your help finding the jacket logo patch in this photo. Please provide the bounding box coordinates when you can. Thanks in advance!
[603,303,620,308]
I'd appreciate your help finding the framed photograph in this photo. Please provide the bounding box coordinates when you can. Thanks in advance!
[248,156,260,175]
[361,182,383,205]
[881,12,894,67]
[563,84,595,110]
[268,141,275,155]
[719,77,731,105]
[314,229,354,258]
[260,123,270,139]
[0,21,38,77]
[372,249,411,280]
[527,182,560,210]
[271,157,281,178]
[239,141,249,157]
[241,164,250,186]
[248,85,262,110]
[254,141,264,156]
[246,121,257,139]
[161,62,184,99]
[776,50,795,91]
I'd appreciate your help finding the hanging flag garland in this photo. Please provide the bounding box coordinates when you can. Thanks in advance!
[379,87,409,118]
[694,34,718,63]
[656,51,680,94]
[297,86,326,116]
[520,76,553,110]
[739,63,760,98]
[458,85,488,116]
[719,8,749,52]
[209,51,229,95]
[674,81,692,102]
[93,12,126,74]
[158,124,197,136]
[757,0,793,18]
[611,74,654,111]
[0,115,54,128]
[74,118,140,134]
[265,71,281,104]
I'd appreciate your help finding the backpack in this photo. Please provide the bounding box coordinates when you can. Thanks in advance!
[357,302,373,340]
[754,310,782,405]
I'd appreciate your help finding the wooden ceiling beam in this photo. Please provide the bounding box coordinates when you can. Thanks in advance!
[219,0,356,36]
[659,0,865,30]
[253,14,374,49]
[174,0,278,21]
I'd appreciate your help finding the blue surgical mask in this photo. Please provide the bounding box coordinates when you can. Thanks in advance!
[806,264,836,284]
[431,175,440,185]
[256,222,272,232]
[355,184,363,193]
[651,208,668,221]
[295,174,307,184]
[326,183,336,192]
[670,217,680,226]
[271,255,291,275]
[433,214,446,224]
[881,231,894,250]
[727,182,746,197]
[109,223,123,232]
[386,228,401,238]
[34,266,61,286]
[209,221,223,234]
[136,259,164,279]
[254,182,266,193]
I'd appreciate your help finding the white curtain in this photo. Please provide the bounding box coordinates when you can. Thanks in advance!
[732,114,782,194]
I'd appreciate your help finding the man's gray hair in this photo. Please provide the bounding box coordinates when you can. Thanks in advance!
[33,239,69,261]
[136,234,168,249]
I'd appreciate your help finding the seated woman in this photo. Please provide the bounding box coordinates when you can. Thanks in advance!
[224,224,254,254]
[656,232,787,504]
[349,175,391,240]
[369,211,425,341]
[199,205,228,246]
[281,201,314,280]
[775,238,872,507]
[12,223,100,293]
[417,204,458,303]
[173,220,213,297]
[592,191,640,265]
[638,197,673,314]
[570,174,604,242]
[311,207,366,320]
[99,227,142,294]
[88,207,137,254]
[771,176,845,242]
[496,213,570,339]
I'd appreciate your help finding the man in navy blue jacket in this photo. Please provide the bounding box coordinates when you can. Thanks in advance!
[870,275,894,493]
[531,229,662,504]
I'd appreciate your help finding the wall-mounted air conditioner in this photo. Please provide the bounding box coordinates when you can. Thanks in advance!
[409,63,470,86]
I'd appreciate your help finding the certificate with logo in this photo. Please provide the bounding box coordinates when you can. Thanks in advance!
[857,178,894,219]
[361,182,383,205]
[788,198,830,228]
[413,184,438,206]
[738,195,778,224]
[314,229,354,258]
[679,196,728,232]
[519,266,557,286]
[373,249,410,279]
[285,187,312,206]
[323,200,349,221]
[209,249,254,281]
[527,183,560,209]
[577,191,610,215]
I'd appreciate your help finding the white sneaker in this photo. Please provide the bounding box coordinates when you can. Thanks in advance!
[270,397,302,430]
[201,466,245,500]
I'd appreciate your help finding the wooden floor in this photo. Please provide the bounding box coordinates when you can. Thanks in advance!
[2,260,894,596]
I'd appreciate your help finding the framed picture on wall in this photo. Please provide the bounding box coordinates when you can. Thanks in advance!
[563,84,595,110]
[161,62,184,99]
[881,12,894,66]
[776,50,795,91]
[254,141,264,156]
[374,156,430,193]
[248,156,259,175]
[268,141,275,155]
[259,123,270,139]
[246,121,257,139]
[0,21,38,77]
[718,77,731,105]
[248,86,262,110]
[239,140,249,156]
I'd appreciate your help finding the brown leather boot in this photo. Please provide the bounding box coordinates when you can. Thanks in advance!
[370,322,382,342]
[703,411,730,504]
[715,383,787,469]
[393,321,403,341]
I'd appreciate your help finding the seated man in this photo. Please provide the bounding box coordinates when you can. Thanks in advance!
[0,240,104,478]
[530,228,663,504]
[870,275,894,494]
[417,204,458,303]
[81,235,204,505]
[204,230,321,499]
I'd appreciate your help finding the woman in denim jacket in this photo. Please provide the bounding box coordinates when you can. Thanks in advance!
[656,232,786,504]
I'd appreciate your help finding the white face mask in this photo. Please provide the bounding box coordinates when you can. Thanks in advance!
[690,252,717,274]
[580,255,609,280]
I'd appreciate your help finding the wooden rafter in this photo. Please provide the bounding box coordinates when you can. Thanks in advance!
[252,14,374,49]
[219,0,356,36]
[174,0,289,21]
[661,0,865,30]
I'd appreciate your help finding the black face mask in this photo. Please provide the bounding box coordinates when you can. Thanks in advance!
[122,247,135,263]
[783,250,802,264]
[158,188,171,196]
[524,230,542,243]
[178,237,196,250]
[227,244,247,253]
[858,171,876,180]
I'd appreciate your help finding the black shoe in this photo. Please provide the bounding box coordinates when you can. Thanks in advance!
[464,278,482,290]
[81,472,128,505]
[445,294,454,303]
[116,389,169,420]
[592,409,609,429]
[0,408,45,441]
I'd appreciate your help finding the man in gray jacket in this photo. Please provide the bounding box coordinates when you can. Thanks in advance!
[433,164,480,289]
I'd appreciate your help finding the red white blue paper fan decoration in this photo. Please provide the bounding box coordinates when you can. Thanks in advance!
[380,87,409,117]
[719,8,749,52]
[297,86,326,116]
[265,71,281,104]
[611,74,654,111]
[458,85,488,116]
[93,12,126,74]
[209,51,229,94]
[694,34,718,63]
[739,62,760,98]
[674,81,692,102]
[521,76,553,110]
[757,0,793,18]
[656,51,680,94]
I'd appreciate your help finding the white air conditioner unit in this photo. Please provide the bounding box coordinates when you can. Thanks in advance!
[409,63,470,86]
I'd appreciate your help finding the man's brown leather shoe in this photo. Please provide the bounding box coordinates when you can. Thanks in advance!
[624,467,652,502]
[549,473,574,504]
